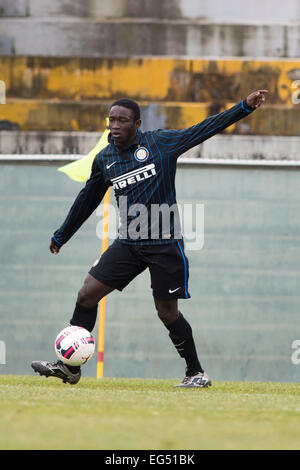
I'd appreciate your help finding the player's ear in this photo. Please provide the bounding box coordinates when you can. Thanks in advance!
[135,119,141,129]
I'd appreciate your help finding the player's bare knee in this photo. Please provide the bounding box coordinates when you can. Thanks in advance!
[77,286,96,309]
[155,302,179,326]
[157,310,172,326]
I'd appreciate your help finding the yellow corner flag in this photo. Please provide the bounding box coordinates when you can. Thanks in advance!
[58,119,110,182]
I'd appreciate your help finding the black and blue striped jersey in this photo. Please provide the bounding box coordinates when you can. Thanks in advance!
[52,100,253,247]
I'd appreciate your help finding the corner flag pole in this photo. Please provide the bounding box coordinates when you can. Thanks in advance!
[97,187,111,379]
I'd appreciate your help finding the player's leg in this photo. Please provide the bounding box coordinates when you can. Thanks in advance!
[72,238,143,333]
[32,240,146,384]
[153,297,205,378]
[31,276,114,384]
[70,274,115,333]
[146,240,211,388]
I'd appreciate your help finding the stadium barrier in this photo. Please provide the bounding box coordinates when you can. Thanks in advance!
[1,155,300,382]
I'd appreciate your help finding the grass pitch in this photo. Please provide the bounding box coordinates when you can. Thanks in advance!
[0,375,300,450]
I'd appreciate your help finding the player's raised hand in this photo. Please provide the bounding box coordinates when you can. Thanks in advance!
[49,239,60,255]
[246,90,268,109]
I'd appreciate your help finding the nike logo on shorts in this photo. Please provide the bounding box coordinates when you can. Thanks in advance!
[169,287,181,294]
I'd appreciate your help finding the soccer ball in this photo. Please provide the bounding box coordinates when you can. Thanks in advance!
[54,326,95,366]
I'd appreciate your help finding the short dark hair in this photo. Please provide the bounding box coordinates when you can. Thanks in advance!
[110,98,141,121]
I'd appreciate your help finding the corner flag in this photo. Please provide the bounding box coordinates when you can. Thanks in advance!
[58,119,110,182]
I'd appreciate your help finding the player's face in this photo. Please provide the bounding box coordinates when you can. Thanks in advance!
[109,106,141,148]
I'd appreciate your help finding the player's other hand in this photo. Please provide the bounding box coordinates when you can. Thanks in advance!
[49,239,60,255]
[246,90,268,109]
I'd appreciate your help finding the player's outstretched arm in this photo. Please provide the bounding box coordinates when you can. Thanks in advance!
[155,89,269,159]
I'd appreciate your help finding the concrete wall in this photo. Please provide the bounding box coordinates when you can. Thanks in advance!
[1,133,300,162]
[1,0,300,58]
[0,0,88,18]
[1,161,300,382]
[2,56,298,104]
[1,18,299,58]
[89,0,300,22]
[1,0,300,22]
[2,99,300,135]
[90,0,300,23]
[1,56,299,134]
[0,3,299,159]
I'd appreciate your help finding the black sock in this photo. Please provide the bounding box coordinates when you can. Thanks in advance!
[66,302,98,373]
[70,302,98,333]
[166,312,204,375]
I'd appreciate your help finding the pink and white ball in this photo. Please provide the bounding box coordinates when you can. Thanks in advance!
[54,326,95,366]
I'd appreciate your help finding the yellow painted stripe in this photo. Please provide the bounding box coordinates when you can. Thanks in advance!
[1,99,300,135]
[0,57,299,105]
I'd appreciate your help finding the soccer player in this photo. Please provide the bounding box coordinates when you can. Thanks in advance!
[32,90,267,387]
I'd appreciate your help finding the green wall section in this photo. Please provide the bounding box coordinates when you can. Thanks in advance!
[0,162,300,382]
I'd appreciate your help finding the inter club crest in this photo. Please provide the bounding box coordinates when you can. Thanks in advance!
[134,146,149,162]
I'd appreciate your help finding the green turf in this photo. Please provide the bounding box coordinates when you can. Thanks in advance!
[0,375,300,450]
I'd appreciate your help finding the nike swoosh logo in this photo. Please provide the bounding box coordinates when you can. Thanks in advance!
[106,161,117,169]
[169,287,181,294]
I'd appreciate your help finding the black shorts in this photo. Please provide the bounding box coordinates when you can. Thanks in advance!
[89,239,191,301]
